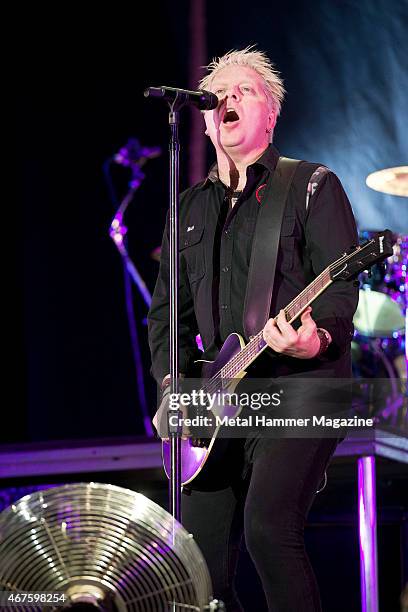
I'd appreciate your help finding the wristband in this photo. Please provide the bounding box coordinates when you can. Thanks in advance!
[316,328,331,357]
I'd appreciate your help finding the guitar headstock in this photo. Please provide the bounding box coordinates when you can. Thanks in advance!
[330,229,394,282]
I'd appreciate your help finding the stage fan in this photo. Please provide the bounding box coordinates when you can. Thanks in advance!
[0,482,221,611]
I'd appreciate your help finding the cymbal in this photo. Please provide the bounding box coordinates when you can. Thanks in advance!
[366,166,408,197]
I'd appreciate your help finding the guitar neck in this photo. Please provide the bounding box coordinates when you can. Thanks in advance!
[220,267,333,379]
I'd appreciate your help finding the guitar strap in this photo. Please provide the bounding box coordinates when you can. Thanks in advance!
[243,156,301,339]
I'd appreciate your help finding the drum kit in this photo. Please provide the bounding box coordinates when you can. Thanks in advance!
[352,167,407,383]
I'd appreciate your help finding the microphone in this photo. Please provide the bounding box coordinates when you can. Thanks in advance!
[144,86,218,111]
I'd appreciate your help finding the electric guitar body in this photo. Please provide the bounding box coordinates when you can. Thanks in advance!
[161,230,394,487]
[163,332,248,487]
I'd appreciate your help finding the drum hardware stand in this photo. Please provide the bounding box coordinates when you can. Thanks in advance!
[105,140,161,438]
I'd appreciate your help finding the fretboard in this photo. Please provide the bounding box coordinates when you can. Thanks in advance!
[218,267,332,380]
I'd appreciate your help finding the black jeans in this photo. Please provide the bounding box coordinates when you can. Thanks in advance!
[182,437,339,611]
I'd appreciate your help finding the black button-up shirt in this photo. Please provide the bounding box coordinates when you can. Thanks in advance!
[148,145,359,383]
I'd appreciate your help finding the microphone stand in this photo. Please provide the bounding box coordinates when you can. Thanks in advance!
[167,98,184,526]
[145,91,226,610]
[110,166,153,309]
[109,163,154,438]
[144,89,217,526]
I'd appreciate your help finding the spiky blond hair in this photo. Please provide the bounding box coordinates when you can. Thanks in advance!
[199,46,285,116]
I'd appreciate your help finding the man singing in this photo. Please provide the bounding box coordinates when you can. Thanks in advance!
[148,47,358,611]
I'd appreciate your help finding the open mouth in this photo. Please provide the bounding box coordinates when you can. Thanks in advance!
[222,108,240,124]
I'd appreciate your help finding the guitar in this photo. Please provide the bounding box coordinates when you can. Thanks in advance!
[162,230,394,486]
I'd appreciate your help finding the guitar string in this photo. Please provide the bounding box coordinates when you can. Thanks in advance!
[218,269,331,380]
[200,273,331,396]
[201,270,333,394]
[210,237,377,383]
[193,240,376,401]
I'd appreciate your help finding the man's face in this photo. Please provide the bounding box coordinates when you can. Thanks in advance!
[204,65,276,157]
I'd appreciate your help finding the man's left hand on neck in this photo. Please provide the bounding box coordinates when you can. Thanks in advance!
[262,307,332,359]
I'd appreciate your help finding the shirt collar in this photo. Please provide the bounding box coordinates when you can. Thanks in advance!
[202,144,280,189]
